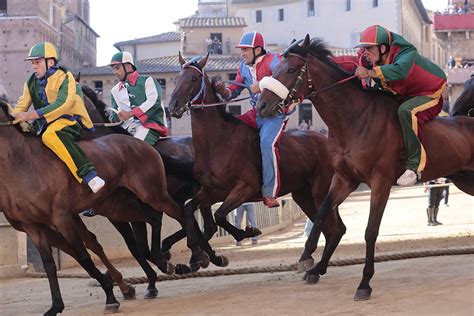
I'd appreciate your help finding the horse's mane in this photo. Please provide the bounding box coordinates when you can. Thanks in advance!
[288,38,352,77]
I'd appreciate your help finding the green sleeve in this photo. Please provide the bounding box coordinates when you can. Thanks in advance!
[378,47,417,81]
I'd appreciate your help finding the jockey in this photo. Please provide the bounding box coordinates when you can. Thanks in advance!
[354,25,447,186]
[214,31,291,208]
[109,51,168,145]
[13,42,105,193]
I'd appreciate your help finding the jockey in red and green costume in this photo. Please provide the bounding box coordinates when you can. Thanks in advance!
[109,51,168,146]
[13,42,105,193]
[354,25,447,186]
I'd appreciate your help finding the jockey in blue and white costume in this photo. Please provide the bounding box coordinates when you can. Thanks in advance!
[214,32,295,208]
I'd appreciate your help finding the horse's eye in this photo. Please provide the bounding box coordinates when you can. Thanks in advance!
[192,76,197,82]
[287,68,296,74]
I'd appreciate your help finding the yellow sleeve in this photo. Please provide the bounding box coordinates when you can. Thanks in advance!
[13,82,32,114]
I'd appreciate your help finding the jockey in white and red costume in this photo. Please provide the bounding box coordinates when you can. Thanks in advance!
[214,32,295,208]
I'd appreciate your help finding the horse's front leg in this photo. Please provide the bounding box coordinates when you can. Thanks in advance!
[305,174,358,284]
[354,177,392,301]
[200,205,217,240]
[23,225,65,316]
[213,183,258,242]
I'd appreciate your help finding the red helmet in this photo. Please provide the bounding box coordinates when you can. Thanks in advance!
[236,32,265,49]
[356,25,392,48]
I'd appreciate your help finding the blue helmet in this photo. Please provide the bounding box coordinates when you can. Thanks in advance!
[236,32,265,49]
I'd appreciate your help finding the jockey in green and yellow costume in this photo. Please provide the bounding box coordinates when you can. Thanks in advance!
[109,51,168,145]
[354,25,447,186]
[13,42,105,193]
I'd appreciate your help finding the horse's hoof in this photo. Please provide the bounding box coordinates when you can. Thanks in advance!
[175,263,192,274]
[190,261,201,273]
[162,250,171,261]
[305,274,320,284]
[297,258,314,273]
[165,262,175,275]
[122,285,136,300]
[245,226,262,238]
[354,288,372,301]
[44,305,64,316]
[218,255,229,267]
[144,288,158,300]
[199,252,210,269]
[103,302,120,314]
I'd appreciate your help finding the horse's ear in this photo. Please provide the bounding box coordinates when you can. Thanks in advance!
[75,72,81,83]
[178,51,186,66]
[302,34,311,47]
[290,39,296,44]
[198,53,209,69]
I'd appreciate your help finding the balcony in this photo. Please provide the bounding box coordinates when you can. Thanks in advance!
[433,13,474,31]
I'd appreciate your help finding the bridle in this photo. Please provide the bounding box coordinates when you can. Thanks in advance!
[276,51,371,112]
[181,62,250,111]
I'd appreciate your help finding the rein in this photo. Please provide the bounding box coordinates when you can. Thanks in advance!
[0,102,123,128]
[279,52,371,109]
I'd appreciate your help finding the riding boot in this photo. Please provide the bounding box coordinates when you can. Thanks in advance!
[432,207,443,225]
[426,208,435,226]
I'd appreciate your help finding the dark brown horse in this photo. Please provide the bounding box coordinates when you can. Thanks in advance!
[256,35,474,301]
[0,101,209,315]
[81,86,227,272]
[168,53,346,276]
[450,75,474,117]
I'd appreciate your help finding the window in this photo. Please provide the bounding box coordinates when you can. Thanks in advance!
[0,0,6,16]
[308,0,315,16]
[93,81,103,95]
[228,73,237,81]
[373,0,378,7]
[256,10,262,23]
[278,8,284,21]
[227,105,241,115]
[210,33,223,55]
[345,0,351,11]
[156,78,166,95]
[298,103,313,130]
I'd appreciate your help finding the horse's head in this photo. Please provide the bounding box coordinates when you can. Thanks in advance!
[257,35,315,118]
[257,34,349,118]
[450,75,474,117]
[168,52,209,118]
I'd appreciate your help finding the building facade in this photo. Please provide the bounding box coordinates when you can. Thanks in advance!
[0,0,98,101]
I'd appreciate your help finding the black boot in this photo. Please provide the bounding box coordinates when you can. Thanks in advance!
[432,207,442,225]
[427,208,435,226]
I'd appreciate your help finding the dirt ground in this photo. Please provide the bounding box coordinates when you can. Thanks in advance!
[0,186,472,315]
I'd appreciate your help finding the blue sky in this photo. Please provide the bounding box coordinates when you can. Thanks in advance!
[90,0,448,66]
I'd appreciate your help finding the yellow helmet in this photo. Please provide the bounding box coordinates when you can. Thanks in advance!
[25,42,59,61]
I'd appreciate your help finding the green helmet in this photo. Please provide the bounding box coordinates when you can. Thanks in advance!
[25,42,59,61]
[109,51,136,70]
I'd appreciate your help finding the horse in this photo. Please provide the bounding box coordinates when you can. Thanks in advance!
[0,101,210,315]
[168,53,347,277]
[256,35,474,301]
[80,86,228,271]
[450,75,474,117]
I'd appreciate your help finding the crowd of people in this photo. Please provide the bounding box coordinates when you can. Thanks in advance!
[434,1,473,15]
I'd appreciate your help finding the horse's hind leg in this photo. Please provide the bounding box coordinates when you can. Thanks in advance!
[200,206,217,240]
[111,221,159,300]
[72,216,136,300]
[53,214,120,313]
[23,224,65,316]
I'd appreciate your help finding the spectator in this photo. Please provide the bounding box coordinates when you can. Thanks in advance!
[299,120,309,130]
[205,37,213,54]
[424,178,447,226]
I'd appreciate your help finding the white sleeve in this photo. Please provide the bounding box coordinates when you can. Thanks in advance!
[138,77,159,113]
